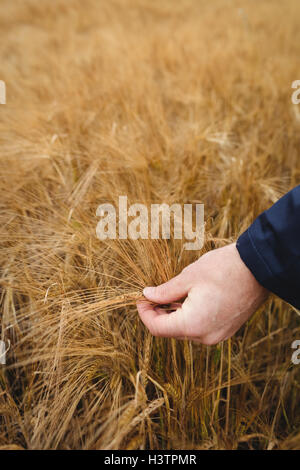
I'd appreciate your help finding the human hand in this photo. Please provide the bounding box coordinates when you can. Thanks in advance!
[137,243,268,344]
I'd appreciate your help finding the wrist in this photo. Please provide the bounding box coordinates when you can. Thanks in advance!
[233,241,269,302]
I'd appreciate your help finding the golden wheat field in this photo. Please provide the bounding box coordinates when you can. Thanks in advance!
[0,0,300,450]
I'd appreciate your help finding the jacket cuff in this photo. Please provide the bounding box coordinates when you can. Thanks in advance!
[236,228,300,309]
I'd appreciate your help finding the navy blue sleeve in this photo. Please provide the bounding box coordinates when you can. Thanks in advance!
[236,185,300,309]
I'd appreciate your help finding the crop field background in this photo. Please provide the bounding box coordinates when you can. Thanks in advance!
[0,0,300,450]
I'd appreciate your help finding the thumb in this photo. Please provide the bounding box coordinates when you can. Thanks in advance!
[143,271,189,304]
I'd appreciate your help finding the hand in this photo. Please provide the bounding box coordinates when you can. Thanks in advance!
[137,243,268,344]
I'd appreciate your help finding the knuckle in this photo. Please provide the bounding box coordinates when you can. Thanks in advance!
[157,284,167,298]
[199,333,219,346]
[148,323,159,337]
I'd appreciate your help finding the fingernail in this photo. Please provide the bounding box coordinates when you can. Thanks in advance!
[143,287,155,297]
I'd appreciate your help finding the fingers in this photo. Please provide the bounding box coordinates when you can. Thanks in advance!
[137,300,185,338]
[137,299,220,344]
[143,271,189,304]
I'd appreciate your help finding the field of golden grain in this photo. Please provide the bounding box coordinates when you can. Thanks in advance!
[0,0,300,450]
